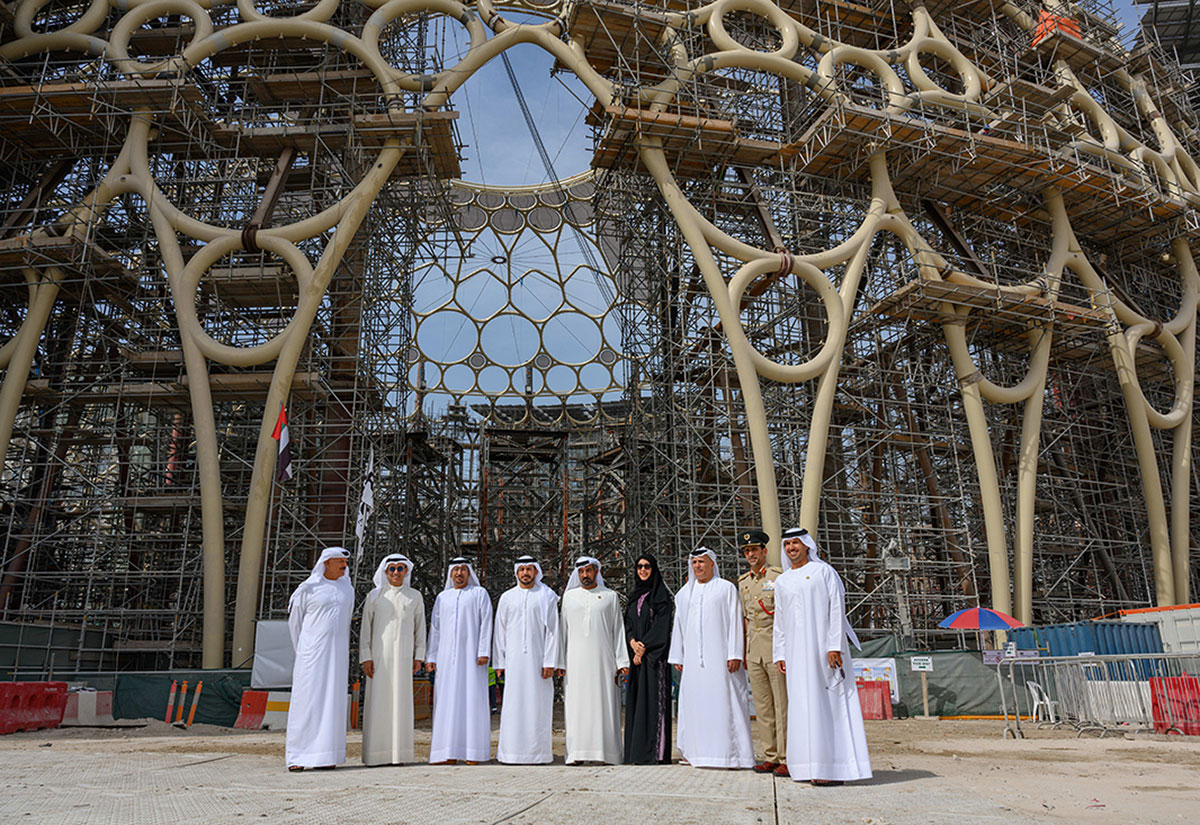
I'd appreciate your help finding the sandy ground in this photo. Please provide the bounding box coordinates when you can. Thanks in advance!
[1,717,1197,824]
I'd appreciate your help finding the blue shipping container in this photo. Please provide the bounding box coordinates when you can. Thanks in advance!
[1009,620,1163,657]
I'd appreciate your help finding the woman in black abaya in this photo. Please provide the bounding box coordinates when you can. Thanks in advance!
[623,553,675,764]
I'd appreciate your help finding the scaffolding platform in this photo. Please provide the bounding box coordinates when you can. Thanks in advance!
[1029,28,1125,76]
[0,234,130,282]
[245,69,379,105]
[562,0,673,78]
[785,102,1193,243]
[870,279,1110,332]
[201,264,298,308]
[590,104,777,177]
[0,79,208,158]
[779,0,905,48]
[212,111,460,178]
[22,370,328,407]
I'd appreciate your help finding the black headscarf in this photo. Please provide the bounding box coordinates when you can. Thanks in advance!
[630,553,672,608]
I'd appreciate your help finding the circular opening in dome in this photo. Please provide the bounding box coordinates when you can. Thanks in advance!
[491,255,508,265]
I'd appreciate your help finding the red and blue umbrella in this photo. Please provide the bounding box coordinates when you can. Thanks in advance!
[939,607,1025,631]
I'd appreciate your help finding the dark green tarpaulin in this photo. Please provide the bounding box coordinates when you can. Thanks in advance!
[67,670,253,727]
[854,637,1005,716]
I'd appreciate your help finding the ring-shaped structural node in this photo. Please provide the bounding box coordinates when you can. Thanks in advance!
[541,312,602,365]
[416,310,481,362]
[578,361,612,391]
[1121,325,1193,429]
[728,255,844,382]
[362,0,487,93]
[480,314,541,366]
[178,233,316,366]
[236,0,339,24]
[818,46,905,108]
[491,207,525,234]
[545,363,579,394]
[478,363,512,394]
[108,0,214,76]
[706,0,798,59]
[904,38,979,100]
[15,0,108,37]
[162,20,401,241]
[477,191,506,210]
[526,205,563,232]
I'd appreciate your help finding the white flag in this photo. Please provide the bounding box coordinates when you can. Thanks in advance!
[354,446,375,562]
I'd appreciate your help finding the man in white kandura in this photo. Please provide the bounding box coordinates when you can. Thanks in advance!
[773,527,871,785]
[286,546,354,771]
[669,546,754,769]
[559,556,629,765]
[360,553,426,766]
[426,556,493,765]
[493,555,560,764]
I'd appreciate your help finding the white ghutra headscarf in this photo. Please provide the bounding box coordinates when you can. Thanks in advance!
[781,527,820,559]
[369,553,414,594]
[782,527,861,649]
[565,556,605,591]
[442,556,481,591]
[288,546,353,610]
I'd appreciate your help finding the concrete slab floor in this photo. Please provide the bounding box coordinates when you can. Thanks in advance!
[1,719,1197,825]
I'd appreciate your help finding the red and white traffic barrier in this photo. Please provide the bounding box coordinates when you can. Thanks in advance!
[234,690,293,730]
[61,691,116,726]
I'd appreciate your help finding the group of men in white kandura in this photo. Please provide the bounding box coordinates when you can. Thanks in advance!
[284,529,871,785]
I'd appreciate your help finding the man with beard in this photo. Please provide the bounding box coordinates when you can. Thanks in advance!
[426,557,493,765]
[493,556,559,764]
[559,556,628,765]
[773,528,871,785]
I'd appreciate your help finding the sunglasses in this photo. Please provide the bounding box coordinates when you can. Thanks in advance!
[386,565,407,573]
[635,563,652,570]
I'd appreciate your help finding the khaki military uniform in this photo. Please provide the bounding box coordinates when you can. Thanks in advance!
[739,565,788,763]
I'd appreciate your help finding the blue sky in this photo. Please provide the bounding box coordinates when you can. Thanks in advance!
[409,1,1153,414]
[451,2,1148,188]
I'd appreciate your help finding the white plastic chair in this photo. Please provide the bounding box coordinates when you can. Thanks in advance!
[1028,681,1059,726]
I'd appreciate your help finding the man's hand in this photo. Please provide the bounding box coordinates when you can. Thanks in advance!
[827,651,842,669]
[362,660,375,679]
[426,662,437,673]
[615,667,629,685]
[541,667,554,679]
[673,664,683,673]
[777,661,786,675]
[495,668,504,679]
[727,659,742,673]
[412,660,423,675]
[477,656,489,666]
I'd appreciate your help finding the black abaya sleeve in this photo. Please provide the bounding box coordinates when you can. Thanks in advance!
[640,597,674,668]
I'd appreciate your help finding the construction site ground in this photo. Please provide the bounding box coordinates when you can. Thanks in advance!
[1,718,1196,824]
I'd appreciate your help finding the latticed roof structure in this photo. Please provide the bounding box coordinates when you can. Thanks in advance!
[0,0,1196,672]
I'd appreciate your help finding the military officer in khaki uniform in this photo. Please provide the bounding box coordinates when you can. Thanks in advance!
[737,528,789,777]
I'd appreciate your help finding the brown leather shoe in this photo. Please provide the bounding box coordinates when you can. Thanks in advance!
[753,761,779,773]
[774,763,790,777]
[810,779,844,786]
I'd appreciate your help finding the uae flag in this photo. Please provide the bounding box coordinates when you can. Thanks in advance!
[271,404,293,482]
[354,447,375,562]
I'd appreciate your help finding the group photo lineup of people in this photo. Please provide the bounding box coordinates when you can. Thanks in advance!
[285,526,872,785]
